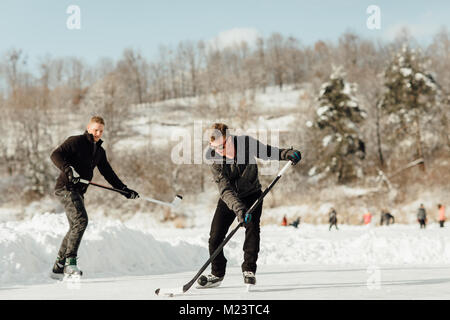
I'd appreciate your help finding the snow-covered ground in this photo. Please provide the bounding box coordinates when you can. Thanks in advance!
[1,213,450,299]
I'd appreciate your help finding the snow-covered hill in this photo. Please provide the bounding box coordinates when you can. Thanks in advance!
[118,85,306,148]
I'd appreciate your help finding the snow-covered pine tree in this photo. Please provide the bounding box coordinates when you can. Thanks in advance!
[381,44,439,171]
[310,66,367,183]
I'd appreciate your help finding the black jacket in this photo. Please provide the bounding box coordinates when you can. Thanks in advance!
[206,135,292,213]
[50,131,126,194]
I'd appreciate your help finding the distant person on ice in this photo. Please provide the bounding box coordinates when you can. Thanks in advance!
[290,217,300,228]
[380,210,395,226]
[438,204,446,228]
[281,215,288,226]
[417,204,427,229]
[328,208,338,230]
[363,211,372,225]
[200,123,301,288]
[49,116,139,280]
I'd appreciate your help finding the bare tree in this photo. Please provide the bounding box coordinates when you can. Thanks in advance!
[63,57,89,106]
[179,40,204,97]
[117,48,149,104]
[267,33,288,90]
[2,49,28,99]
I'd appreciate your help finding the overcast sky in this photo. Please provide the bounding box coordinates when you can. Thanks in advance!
[0,0,448,66]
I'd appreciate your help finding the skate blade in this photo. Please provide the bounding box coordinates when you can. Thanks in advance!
[49,272,65,281]
[63,274,81,282]
[196,281,222,289]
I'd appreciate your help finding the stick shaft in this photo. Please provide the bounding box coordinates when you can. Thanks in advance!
[141,196,174,207]
[83,180,128,195]
[82,180,180,207]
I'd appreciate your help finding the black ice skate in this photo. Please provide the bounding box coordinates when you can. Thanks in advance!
[50,256,65,280]
[196,274,224,288]
[243,271,256,285]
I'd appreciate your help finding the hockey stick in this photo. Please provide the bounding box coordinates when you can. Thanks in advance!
[79,179,182,208]
[155,160,294,296]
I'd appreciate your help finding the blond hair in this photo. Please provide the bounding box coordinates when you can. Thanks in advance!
[89,116,105,125]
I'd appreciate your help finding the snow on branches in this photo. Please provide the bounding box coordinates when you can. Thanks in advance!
[380,44,441,169]
[310,66,367,183]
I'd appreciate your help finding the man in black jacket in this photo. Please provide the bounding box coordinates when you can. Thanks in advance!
[329,208,338,231]
[197,123,301,288]
[380,210,395,226]
[50,116,139,279]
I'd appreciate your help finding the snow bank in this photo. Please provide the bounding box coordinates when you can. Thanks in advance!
[148,223,450,269]
[253,224,450,266]
[2,213,450,287]
[0,213,208,286]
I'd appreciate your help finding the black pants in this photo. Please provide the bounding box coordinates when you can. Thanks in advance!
[439,221,445,228]
[419,219,426,229]
[329,222,338,230]
[329,217,338,230]
[55,188,89,259]
[209,190,263,278]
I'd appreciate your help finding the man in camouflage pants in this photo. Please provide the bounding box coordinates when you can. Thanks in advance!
[50,116,139,279]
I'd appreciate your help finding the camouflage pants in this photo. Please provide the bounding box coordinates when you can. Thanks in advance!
[55,188,88,259]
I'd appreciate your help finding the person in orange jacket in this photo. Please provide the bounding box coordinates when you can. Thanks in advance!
[438,204,446,228]
[281,215,288,226]
[363,211,372,225]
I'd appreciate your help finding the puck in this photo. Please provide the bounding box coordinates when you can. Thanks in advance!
[198,275,208,286]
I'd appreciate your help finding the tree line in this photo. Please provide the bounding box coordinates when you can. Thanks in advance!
[0,28,448,207]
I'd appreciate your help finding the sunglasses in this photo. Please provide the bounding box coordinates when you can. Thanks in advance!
[210,136,227,151]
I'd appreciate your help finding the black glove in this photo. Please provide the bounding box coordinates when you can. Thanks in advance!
[284,149,301,165]
[236,208,252,225]
[121,187,139,199]
[64,166,80,185]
